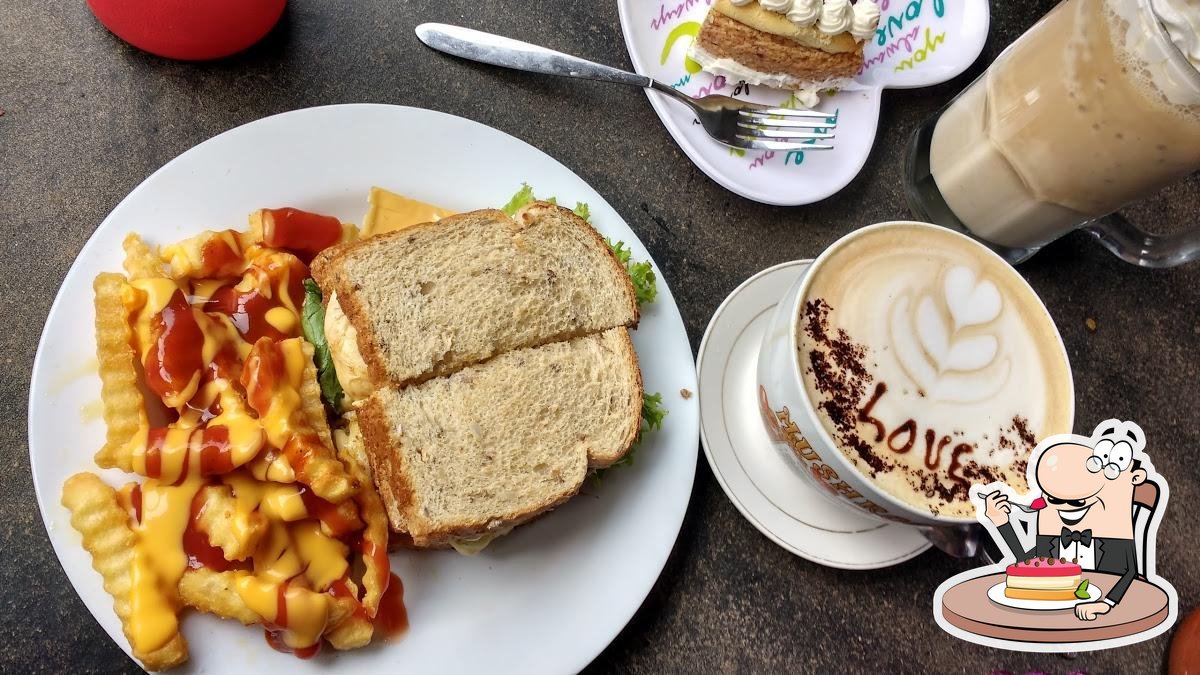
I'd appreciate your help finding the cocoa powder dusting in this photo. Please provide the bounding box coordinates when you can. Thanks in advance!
[830,328,869,380]
[802,299,890,475]
[1012,416,1037,448]
[803,299,832,345]
[848,436,889,474]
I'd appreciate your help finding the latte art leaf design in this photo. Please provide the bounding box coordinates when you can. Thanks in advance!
[889,266,1011,403]
[944,266,1003,330]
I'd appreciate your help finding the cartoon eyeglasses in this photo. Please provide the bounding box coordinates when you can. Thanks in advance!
[1086,438,1134,480]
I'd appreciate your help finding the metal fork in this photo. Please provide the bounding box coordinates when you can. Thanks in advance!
[415,23,836,152]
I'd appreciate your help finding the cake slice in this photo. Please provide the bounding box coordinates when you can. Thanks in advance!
[690,0,881,92]
[1004,557,1084,601]
[357,328,643,551]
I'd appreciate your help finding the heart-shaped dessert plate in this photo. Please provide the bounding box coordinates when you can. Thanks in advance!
[616,0,990,205]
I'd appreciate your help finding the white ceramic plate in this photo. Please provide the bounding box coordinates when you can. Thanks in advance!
[616,0,990,205]
[29,104,699,674]
[987,581,1102,611]
[697,260,929,569]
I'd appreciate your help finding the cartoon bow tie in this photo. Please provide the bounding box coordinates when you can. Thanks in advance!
[1061,528,1092,546]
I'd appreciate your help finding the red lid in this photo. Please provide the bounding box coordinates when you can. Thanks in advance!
[86,0,286,61]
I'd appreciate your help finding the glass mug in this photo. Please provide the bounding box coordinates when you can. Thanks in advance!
[905,0,1200,267]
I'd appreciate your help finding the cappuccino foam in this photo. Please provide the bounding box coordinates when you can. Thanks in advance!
[797,224,1073,519]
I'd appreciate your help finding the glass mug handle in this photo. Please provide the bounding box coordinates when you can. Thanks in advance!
[1083,213,1200,268]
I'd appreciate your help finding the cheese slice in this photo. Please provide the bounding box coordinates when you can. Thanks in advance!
[361,187,454,237]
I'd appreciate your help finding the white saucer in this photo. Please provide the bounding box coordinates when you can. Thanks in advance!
[697,260,931,569]
[987,581,1101,611]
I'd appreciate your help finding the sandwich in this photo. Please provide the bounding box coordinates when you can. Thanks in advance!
[309,193,661,553]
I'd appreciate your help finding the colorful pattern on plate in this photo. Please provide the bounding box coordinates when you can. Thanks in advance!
[617,0,990,205]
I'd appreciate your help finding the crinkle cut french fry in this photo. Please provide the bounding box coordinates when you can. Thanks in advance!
[247,209,267,245]
[293,342,358,503]
[176,569,259,625]
[194,486,267,562]
[327,593,354,629]
[289,436,358,505]
[299,341,335,449]
[122,233,167,280]
[334,416,389,615]
[326,613,373,650]
[92,272,146,472]
[321,594,372,650]
[61,473,188,671]
[333,415,370,483]
[356,488,389,616]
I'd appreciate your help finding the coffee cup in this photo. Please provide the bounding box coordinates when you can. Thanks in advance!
[756,222,1075,543]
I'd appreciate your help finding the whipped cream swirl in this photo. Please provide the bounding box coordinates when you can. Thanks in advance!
[732,0,880,42]
[787,0,822,26]
[818,0,853,35]
[1152,0,1200,72]
[850,1,882,42]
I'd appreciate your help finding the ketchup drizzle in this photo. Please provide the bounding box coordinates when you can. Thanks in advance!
[144,290,204,403]
[262,208,343,261]
[374,573,409,640]
[121,210,409,660]
[241,337,284,415]
[298,484,361,538]
[263,578,322,659]
[181,485,247,572]
[198,233,245,278]
[208,283,288,343]
[143,426,240,480]
[130,484,143,524]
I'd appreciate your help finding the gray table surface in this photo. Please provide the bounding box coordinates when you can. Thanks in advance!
[3,1,1197,672]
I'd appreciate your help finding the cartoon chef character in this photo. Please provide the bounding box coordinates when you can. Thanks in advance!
[980,420,1149,621]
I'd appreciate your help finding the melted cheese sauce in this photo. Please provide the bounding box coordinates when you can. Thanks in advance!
[88,218,401,657]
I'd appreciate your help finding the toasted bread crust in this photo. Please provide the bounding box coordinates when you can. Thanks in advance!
[409,489,580,549]
[356,396,415,534]
[320,272,393,391]
[311,215,469,391]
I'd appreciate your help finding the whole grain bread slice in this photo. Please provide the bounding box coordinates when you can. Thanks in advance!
[311,202,638,389]
[357,327,643,548]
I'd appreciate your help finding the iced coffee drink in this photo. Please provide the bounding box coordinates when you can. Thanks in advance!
[928,0,1200,250]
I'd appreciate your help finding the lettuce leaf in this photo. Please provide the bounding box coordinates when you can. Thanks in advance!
[572,201,591,222]
[605,238,657,306]
[500,183,536,216]
[637,392,667,444]
[301,279,344,413]
[601,393,668,473]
